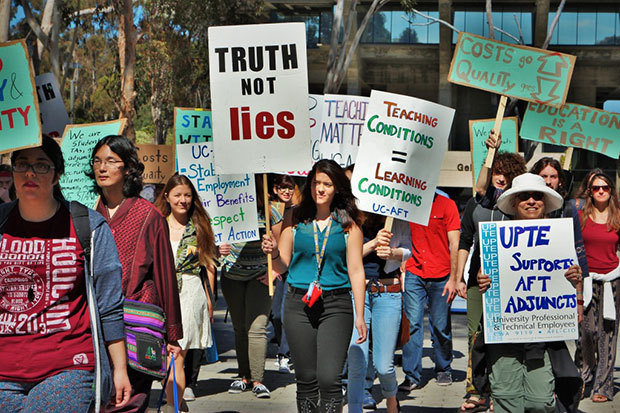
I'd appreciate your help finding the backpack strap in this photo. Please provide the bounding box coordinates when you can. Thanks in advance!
[70,201,92,257]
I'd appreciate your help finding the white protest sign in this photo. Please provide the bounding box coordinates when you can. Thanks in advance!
[285,94,323,177]
[176,143,259,245]
[479,218,578,344]
[208,22,311,174]
[35,73,69,138]
[351,90,455,225]
[313,94,370,168]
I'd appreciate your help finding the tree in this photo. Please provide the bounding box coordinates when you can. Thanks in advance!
[324,0,417,93]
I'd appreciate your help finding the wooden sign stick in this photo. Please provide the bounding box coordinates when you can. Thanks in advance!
[384,216,394,232]
[562,147,574,171]
[484,95,508,168]
[264,174,274,296]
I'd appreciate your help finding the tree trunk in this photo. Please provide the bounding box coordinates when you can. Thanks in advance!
[116,0,137,141]
[38,0,55,61]
[0,0,10,42]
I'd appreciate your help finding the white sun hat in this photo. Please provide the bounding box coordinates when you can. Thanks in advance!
[496,173,564,216]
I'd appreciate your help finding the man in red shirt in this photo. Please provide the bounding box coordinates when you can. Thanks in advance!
[398,193,460,391]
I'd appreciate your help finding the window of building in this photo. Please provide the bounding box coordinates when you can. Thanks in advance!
[360,9,439,44]
[548,7,620,45]
[269,11,329,48]
[452,8,533,44]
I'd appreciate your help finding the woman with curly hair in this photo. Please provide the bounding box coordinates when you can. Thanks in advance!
[262,160,367,412]
[474,130,527,208]
[89,135,183,412]
[575,171,620,403]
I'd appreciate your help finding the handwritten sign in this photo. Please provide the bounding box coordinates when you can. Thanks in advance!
[285,94,323,177]
[0,39,42,154]
[174,108,212,144]
[176,143,259,245]
[469,117,519,186]
[521,102,620,159]
[208,22,311,174]
[313,94,370,168]
[351,90,455,225]
[35,73,69,138]
[59,120,126,207]
[448,32,576,108]
[480,218,578,344]
[136,144,174,184]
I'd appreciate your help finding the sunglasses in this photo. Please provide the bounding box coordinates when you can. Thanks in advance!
[590,185,611,193]
[517,191,544,202]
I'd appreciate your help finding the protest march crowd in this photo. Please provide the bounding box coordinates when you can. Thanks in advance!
[0,20,619,413]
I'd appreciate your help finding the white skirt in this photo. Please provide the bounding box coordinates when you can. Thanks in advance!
[177,273,212,350]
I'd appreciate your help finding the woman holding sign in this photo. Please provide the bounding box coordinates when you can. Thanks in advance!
[219,180,283,399]
[156,174,217,408]
[262,159,367,413]
[478,173,583,413]
[575,171,620,403]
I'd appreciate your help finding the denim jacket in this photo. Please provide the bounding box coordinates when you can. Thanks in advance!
[0,200,125,410]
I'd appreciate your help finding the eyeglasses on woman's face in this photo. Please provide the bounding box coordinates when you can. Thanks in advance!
[590,184,611,193]
[12,161,55,174]
[276,186,294,193]
[91,158,124,168]
[516,191,544,202]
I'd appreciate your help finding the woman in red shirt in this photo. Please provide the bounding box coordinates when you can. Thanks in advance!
[576,171,620,403]
[0,136,131,411]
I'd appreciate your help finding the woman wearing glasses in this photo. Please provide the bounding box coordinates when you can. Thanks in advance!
[270,174,298,373]
[575,171,620,403]
[0,136,130,411]
[88,135,183,412]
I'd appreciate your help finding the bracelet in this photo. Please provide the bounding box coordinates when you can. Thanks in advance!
[577,299,584,305]
[271,251,280,260]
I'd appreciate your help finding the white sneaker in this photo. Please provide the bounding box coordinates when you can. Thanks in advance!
[183,387,196,401]
[278,357,291,374]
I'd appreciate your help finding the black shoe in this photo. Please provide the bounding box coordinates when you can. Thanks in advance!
[398,378,419,392]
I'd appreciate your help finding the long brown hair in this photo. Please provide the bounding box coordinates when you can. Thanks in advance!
[580,171,620,232]
[156,174,217,266]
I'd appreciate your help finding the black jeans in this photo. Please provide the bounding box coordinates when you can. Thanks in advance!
[284,287,354,406]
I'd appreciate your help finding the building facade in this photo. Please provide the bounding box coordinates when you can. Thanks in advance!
[265,0,620,193]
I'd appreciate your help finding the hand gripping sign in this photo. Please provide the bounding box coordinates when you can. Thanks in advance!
[479,218,579,344]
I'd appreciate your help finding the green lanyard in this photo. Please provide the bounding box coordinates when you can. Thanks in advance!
[313,217,332,281]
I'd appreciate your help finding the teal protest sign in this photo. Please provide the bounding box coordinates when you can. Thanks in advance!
[469,117,519,186]
[60,120,126,207]
[0,39,42,154]
[174,107,212,144]
[521,102,620,159]
[448,33,576,108]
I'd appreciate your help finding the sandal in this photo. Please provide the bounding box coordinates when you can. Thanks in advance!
[460,397,488,413]
[592,394,609,403]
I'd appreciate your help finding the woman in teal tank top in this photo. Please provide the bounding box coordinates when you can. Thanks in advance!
[262,160,367,413]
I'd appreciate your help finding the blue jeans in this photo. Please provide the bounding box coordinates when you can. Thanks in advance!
[272,278,290,356]
[402,272,452,385]
[348,290,402,412]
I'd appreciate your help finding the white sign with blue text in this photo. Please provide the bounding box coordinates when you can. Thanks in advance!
[350,90,455,225]
[176,143,259,245]
[479,218,578,344]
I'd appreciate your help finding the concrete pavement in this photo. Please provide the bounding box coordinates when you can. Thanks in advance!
[149,292,620,413]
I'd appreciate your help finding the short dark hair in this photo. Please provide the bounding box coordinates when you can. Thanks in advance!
[11,134,65,201]
[294,159,361,230]
[87,135,144,198]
